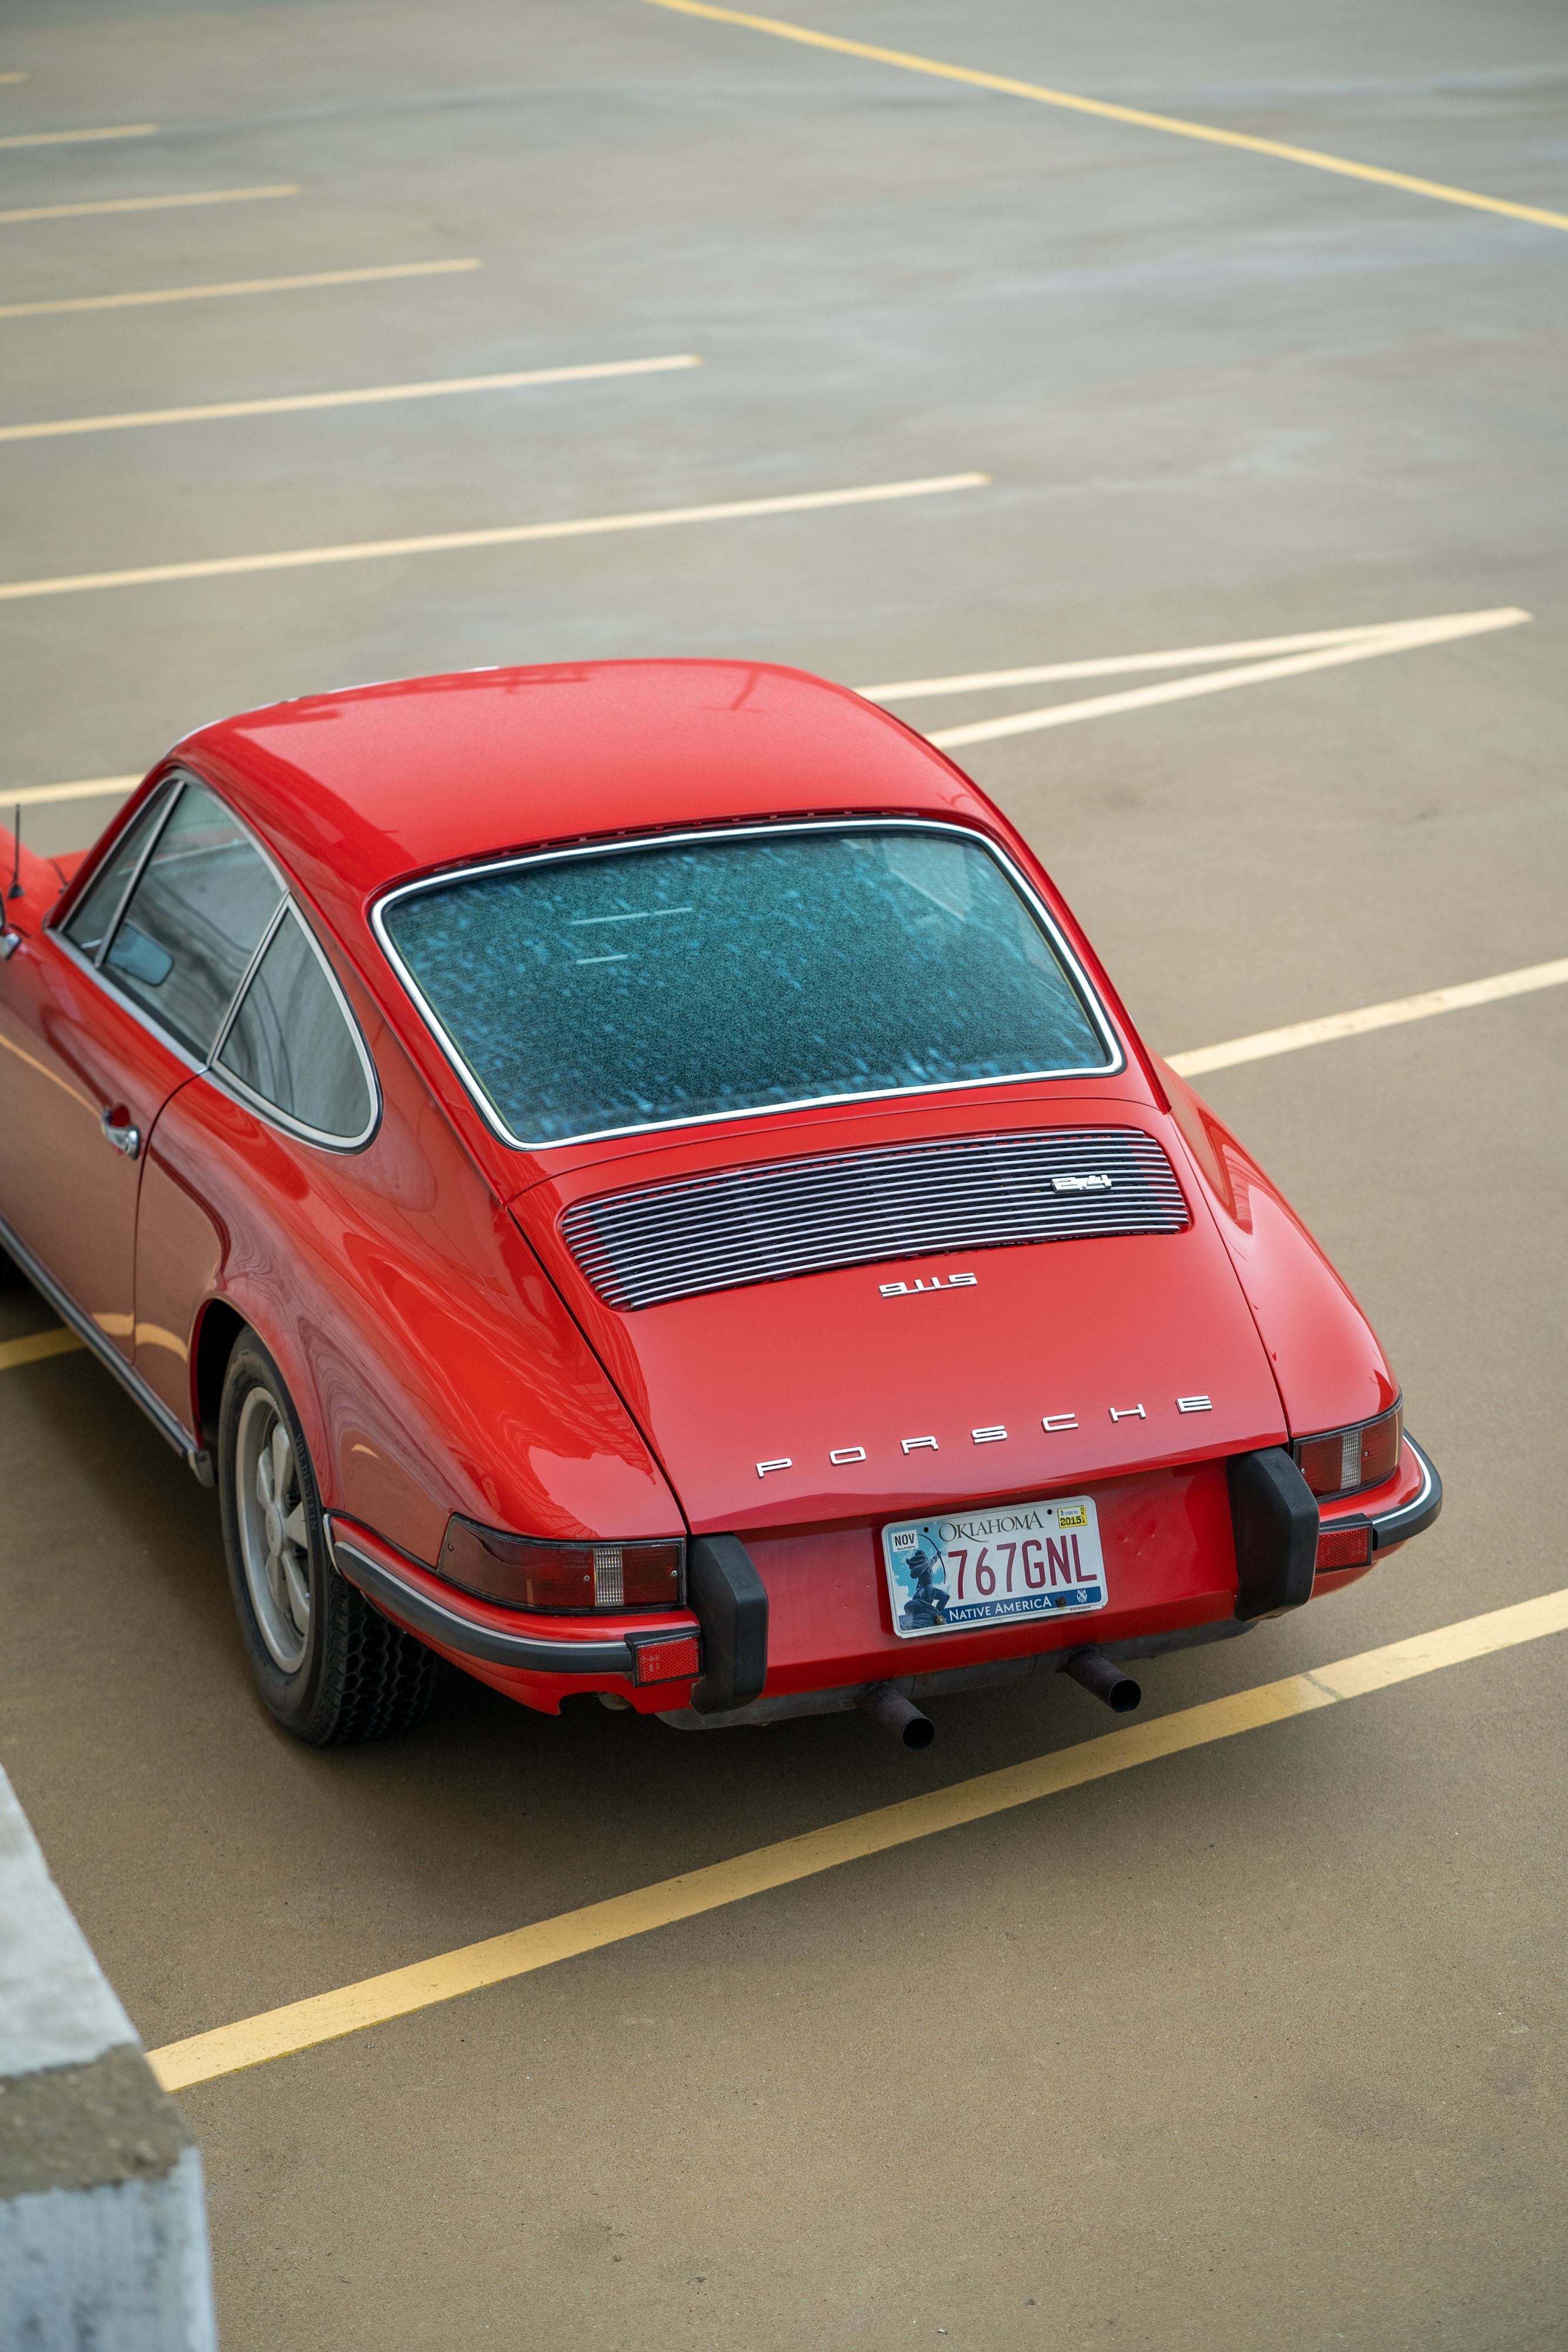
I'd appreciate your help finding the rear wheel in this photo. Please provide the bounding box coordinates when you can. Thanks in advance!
[218,1331,436,1743]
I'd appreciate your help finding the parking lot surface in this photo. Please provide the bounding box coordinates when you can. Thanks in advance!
[2,3,1566,2346]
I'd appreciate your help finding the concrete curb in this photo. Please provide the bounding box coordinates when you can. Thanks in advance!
[0,1763,217,2350]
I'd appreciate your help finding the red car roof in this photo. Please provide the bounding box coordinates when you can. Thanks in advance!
[175,660,999,937]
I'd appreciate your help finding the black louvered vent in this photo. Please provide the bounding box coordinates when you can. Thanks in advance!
[560,1129,1189,1311]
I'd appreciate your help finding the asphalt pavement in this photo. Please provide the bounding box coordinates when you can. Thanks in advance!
[2,3,1566,2346]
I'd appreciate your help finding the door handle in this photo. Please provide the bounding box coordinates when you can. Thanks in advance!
[99,1107,141,1160]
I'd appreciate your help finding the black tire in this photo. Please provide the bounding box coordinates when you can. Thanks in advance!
[217,1329,436,1744]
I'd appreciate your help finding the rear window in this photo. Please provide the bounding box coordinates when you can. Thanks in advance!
[377,824,1116,1148]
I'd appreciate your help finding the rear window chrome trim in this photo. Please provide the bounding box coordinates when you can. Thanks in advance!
[370,817,1127,1152]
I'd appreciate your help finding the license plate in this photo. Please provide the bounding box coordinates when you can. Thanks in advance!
[881,1495,1107,1639]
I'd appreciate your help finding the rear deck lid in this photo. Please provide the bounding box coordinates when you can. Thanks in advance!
[514,1103,1286,1532]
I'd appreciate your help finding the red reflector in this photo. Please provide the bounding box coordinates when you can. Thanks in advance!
[633,1635,701,1685]
[1315,1524,1372,1573]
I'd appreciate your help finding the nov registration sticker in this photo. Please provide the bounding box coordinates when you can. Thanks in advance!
[881,1495,1107,1639]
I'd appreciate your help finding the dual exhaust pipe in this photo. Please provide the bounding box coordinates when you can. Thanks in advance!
[857,1648,1142,1751]
[1061,1648,1142,1713]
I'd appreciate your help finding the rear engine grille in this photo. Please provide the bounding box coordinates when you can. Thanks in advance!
[560,1128,1189,1311]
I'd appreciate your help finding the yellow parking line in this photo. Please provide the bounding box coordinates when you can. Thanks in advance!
[0,257,481,320]
[643,0,1568,235]
[0,473,988,602]
[0,185,297,228]
[0,123,155,149]
[0,354,703,442]
[0,1326,84,1372]
[1168,957,1568,1077]
[148,1588,1568,2092]
[0,74,28,85]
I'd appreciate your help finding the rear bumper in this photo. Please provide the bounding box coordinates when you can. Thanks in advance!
[332,1528,636,1675]
[658,1613,1256,1729]
[1370,1434,1442,1549]
[333,1437,1441,1724]
[327,1518,700,1707]
[1311,1433,1443,1594]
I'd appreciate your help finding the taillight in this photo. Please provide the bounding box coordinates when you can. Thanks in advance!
[438,1516,685,1612]
[1292,1402,1403,1501]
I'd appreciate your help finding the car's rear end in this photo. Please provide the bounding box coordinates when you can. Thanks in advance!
[342,712,1438,1735]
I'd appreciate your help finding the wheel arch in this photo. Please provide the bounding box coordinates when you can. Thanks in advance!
[192,1297,250,1455]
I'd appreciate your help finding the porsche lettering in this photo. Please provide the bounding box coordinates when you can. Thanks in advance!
[805,1392,1221,1465]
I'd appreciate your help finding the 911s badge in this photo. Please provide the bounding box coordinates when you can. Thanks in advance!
[880,1271,977,1297]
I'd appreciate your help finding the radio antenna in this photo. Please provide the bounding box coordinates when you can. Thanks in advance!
[7,804,21,899]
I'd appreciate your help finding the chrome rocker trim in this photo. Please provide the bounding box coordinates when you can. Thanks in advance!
[329,1529,637,1676]
[0,1208,212,1485]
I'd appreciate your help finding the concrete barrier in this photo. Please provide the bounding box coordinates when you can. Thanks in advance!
[0,1763,217,2350]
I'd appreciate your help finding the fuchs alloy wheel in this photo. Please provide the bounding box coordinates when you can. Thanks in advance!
[218,1331,436,1744]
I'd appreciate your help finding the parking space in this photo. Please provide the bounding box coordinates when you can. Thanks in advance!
[2,2,1566,2345]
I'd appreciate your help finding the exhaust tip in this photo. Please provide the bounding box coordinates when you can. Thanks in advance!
[856,1682,936,1750]
[1063,1648,1142,1713]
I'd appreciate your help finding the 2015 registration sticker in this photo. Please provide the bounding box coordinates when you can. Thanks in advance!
[881,1495,1106,1639]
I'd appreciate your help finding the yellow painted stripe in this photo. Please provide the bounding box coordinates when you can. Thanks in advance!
[148,1588,1568,2092]
[0,355,703,443]
[0,185,297,228]
[0,258,481,321]
[1168,956,1568,1077]
[0,74,28,85]
[644,1,1568,235]
[0,123,155,150]
[0,473,988,603]
[924,610,1530,749]
[0,1325,84,1372]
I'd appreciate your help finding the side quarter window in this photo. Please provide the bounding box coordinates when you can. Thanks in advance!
[99,780,283,1057]
[217,908,376,1145]
[62,785,174,960]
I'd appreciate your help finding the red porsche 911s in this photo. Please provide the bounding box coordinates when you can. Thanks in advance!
[0,662,1439,1750]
